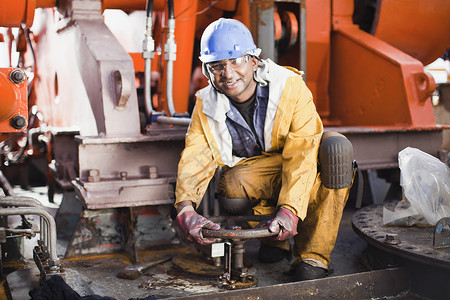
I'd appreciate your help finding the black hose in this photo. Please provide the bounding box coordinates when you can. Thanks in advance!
[25,28,36,97]
[146,0,153,18]
[167,0,174,19]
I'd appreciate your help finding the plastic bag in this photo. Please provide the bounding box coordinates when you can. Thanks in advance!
[383,147,450,226]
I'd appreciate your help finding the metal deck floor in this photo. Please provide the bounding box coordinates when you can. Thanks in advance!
[5,186,369,299]
[5,186,447,299]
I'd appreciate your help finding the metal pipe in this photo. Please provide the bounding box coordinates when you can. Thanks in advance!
[1,196,43,207]
[166,59,176,116]
[143,0,155,117]
[300,0,307,80]
[155,116,190,126]
[1,196,47,245]
[0,196,49,251]
[4,228,35,235]
[0,207,59,268]
[165,0,177,116]
[202,188,210,217]
[1,197,47,248]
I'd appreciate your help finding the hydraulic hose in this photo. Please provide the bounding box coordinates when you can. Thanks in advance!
[143,0,155,117]
[167,0,174,19]
[165,0,177,117]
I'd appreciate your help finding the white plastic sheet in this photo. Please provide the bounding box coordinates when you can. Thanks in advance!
[383,147,450,226]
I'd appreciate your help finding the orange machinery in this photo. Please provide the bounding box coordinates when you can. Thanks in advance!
[0,68,27,132]
[2,0,448,127]
[1,0,447,138]
[0,0,449,258]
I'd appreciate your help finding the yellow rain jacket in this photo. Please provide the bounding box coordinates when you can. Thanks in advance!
[175,59,323,220]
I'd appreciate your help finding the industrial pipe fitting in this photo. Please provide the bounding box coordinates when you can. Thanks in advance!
[1,196,51,253]
[143,0,155,116]
[164,18,177,62]
[0,207,60,268]
[165,15,177,117]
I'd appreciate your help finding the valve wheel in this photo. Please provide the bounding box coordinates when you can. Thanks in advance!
[202,215,279,240]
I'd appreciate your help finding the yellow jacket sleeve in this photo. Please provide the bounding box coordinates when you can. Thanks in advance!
[276,76,323,220]
[174,100,219,210]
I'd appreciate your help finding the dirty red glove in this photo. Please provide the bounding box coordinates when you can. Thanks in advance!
[176,207,220,245]
[268,207,299,241]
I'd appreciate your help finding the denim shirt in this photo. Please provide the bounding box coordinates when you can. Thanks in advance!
[225,84,269,157]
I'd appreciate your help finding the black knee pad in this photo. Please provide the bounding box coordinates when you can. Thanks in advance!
[319,132,354,189]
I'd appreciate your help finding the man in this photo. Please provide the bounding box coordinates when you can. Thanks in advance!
[174,18,352,281]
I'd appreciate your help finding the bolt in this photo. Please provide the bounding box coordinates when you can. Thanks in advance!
[148,166,158,179]
[88,169,100,182]
[48,258,61,267]
[10,69,25,84]
[10,115,27,129]
[384,233,400,245]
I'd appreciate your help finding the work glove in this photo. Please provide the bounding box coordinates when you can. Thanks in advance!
[175,206,220,245]
[268,207,299,241]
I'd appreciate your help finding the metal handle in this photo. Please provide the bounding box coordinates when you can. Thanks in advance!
[201,215,279,240]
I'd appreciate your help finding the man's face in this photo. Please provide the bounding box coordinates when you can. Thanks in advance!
[207,55,259,103]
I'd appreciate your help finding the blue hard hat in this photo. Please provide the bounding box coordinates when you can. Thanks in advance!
[199,18,259,63]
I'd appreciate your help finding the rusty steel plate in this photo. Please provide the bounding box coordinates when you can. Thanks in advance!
[352,204,450,269]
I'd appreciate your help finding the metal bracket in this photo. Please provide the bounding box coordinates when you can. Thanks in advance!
[433,217,450,248]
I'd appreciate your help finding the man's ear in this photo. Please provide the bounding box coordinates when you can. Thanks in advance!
[251,56,259,71]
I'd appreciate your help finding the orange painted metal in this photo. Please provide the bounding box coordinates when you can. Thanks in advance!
[282,11,298,49]
[328,0,436,127]
[304,0,332,119]
[374,0,450,66]
[0,0,32,27]
[273,11,282,42]
[0,68,28,132]
[214,0,237,11]
[129,53,145,73]
[0,0,55,27]
[102,0,165,11]
[36,0,56,7]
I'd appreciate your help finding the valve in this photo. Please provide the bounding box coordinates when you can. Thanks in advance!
[202,215,279,289]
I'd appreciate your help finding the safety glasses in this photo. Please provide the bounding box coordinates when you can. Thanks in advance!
[207,55,250,75]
